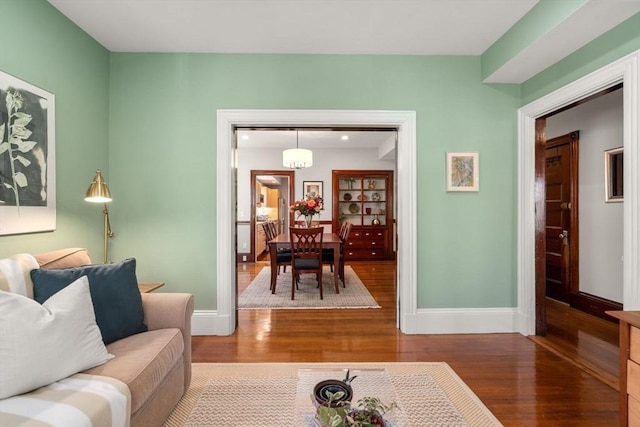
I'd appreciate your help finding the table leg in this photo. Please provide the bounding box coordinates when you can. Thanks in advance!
[270,243,278,293]
[333,242,340,294]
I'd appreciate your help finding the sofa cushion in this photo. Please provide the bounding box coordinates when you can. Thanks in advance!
[84,328,185,415]
[0,253,39,298]
[34,248,92,269]
[31,258,148,344]
[0,276,112,399]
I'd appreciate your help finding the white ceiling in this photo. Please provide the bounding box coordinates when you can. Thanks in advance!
[48,0,539,55]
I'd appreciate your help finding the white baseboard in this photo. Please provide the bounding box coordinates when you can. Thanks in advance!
[191,310,233,336]
[192,307,521,336]
[401,307,520,334]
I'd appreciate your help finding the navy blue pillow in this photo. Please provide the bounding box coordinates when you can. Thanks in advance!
[31,258,148,345]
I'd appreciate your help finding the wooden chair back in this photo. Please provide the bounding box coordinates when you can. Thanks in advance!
[290,227,324,259]
[289,227,324,299]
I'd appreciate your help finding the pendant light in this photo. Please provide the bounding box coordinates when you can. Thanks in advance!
[283,130,312,169]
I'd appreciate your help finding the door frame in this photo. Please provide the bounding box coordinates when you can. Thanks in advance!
[518,51,640,335]
[216,110,417,335]
[250,170,295,261]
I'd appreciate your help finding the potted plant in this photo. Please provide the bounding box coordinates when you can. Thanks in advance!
[313,392,397,427]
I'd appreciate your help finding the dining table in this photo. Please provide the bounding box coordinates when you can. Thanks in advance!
[268,232,342,295]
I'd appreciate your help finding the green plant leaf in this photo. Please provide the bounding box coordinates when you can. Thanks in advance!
[11,125,32,140]
[15,155,31,167]
[14,139,37,153]
[3,183,13,189]
[12,112,32,127]
[14,172,27,188]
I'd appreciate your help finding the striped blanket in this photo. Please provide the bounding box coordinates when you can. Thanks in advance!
[0,374,130,427]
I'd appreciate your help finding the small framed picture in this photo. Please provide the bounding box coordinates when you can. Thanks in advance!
[604,147,623,203]
[446,152,479,192]
[303,181,323,198]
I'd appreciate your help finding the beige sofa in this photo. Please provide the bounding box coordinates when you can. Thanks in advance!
[31,248,194,427]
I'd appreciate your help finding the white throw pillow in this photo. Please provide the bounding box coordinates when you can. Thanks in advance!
[0,276,113,399]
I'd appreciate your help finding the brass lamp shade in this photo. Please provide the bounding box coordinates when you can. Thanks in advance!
[85,170,112,203]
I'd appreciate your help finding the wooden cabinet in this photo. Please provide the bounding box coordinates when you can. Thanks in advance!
[332,170,394,260]
[267,188,279,208]
[607,311,640,427]
[256,223,267,256]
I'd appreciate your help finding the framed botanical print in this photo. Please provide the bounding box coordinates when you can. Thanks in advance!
[0,71,56,235]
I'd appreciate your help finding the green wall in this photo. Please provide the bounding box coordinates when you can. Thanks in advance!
[0,0,110,257]
[1,0,637,314]
[108,53,520,310]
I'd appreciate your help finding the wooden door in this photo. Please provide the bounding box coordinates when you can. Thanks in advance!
[545,132,579,304]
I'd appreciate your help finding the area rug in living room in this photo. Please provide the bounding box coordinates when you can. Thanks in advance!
[238,265,380,309]
[163,362,503,427]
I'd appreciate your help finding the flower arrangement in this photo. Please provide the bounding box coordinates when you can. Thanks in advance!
[290,194,324,218]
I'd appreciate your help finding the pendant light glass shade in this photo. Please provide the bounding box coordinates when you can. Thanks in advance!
[283,131,312,169]
[283,148,313,169]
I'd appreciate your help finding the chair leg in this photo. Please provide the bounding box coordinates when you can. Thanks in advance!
[318,270,323,299]
[291,271,296,300]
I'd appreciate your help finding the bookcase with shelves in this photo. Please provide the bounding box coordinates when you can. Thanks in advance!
[332,170,394,260]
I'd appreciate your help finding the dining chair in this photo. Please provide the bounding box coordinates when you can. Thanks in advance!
[262,222,290,281]
[290,226,324,300]
[322,222,352,286]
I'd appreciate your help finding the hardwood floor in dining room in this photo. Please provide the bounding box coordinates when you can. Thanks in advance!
[192,260,619,426]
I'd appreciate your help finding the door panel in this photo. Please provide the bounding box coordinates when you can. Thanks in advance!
[545,132,578,304]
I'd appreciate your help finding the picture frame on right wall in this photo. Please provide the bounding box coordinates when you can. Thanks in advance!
[604,147,623,203]
[446,152,479,192]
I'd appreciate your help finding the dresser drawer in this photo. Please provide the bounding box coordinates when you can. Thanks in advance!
[344,248,386,259]
[631,325,640,363]
[629,358,640,401]
[346,238,385,249]
[350,229,386,240]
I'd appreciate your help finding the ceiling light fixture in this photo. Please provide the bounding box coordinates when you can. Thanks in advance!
[341,135,349,140]
[282,130,312,169]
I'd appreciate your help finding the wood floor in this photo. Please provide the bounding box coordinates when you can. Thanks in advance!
[192,261,620,426]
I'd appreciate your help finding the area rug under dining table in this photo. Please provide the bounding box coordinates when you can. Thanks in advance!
[163,362,502,427]
[238,265,380,309]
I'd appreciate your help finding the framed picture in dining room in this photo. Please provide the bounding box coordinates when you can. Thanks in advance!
[303,181,323,198]
[446,152,479,192]
[0,71,56,235]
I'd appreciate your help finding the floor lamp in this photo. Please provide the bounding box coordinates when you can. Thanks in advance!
[85,170,114,264]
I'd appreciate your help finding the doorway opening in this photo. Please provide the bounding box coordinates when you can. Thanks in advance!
[528,85,626,388]
[250,170,295,262]
[216,112,416,336]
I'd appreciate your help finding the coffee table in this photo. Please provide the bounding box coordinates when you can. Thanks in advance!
[295,366,482,426]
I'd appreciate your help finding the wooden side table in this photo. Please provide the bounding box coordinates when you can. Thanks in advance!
[607,310,640,427]
[138,282,165,293]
